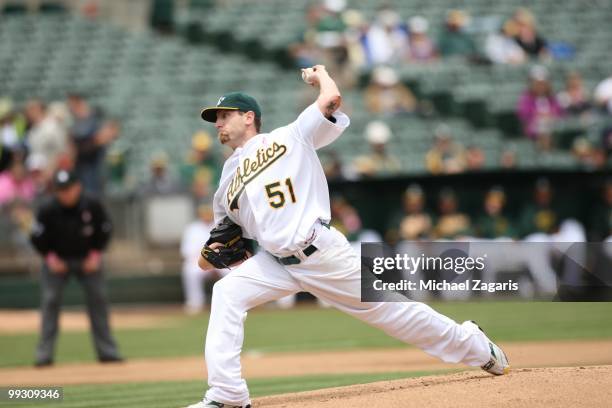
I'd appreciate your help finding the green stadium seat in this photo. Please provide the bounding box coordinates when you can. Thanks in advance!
[39,2,67,13]
[495,111,523,139]
[461,99,491,129]
[2,3,27,14]
[428,90,456,117]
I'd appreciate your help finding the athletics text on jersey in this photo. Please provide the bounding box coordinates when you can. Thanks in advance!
[212,103,350,255]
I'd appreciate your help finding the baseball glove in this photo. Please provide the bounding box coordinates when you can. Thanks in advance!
[201,217,251,269]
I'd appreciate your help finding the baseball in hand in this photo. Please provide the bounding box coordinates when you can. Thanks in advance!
[301,69,315,85]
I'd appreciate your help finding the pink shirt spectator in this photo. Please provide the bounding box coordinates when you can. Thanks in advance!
[409,36,437,61]
[0,170,35,205]
[517,91,563,138]
[408,16,437,62]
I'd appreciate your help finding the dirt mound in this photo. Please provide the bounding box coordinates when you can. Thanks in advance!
[255,365,612,408]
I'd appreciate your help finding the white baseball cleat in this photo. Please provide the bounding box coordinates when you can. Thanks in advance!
[469,320,510,376]
[184,399,251,408]
[481,339,510,375]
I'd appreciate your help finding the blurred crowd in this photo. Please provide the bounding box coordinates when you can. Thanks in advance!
[0,94,119,245]
[294,1,612,179]
[291,3,562,84]
[0,94,121,196]
[133,130,221,205]
[516,65,612,157]
[319,63,612,180]
[0,92,228,225]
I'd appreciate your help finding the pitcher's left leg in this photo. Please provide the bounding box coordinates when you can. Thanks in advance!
[292,228,492,367]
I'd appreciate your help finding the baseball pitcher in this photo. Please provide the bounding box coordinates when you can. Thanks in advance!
[186,65,509,408]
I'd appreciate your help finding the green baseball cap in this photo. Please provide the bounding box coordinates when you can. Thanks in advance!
[200,92,262,123]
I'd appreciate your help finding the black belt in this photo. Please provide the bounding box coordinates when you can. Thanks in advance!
[276,221,330,265]
[277,244,318,265]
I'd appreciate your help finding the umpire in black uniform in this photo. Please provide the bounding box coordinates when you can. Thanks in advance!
[30,169,122,366]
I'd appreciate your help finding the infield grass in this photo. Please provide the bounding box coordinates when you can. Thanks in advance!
[1,302,611,367]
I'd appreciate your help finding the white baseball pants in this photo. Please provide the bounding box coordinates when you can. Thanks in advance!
[204,226,491,406]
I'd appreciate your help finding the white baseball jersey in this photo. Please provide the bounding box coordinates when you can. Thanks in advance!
[212,103,350,256]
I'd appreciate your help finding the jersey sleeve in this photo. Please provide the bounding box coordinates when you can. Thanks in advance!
[289,102,350,149]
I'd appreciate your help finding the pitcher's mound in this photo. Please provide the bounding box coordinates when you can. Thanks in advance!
[255,365,612,408]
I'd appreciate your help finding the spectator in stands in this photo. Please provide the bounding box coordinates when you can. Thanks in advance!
[180,201,225,314]
[189,170,212,205]
[433,187,472,239]
[180,131,221,190]
[315,0,347,33]
[437,10,478,59]
[511,8,549,60]
[26,153,53,197]
[465,145,486,171]
[330,195,362,242]
[352,120,401,177]
[475,186,516,239]
[0,98,25,172]
[30,169,123,366]
[48,101,73,132]
[291,3,337,70]
[388,184,433,243]
[485,20,526,65]
[362,6,409,66]
[105,147,128,193]
[80,0,99,20]
[6,198,35,247]
[1,153,41,256]
[516,66,563,149]
[499,148,518,170]
[594,75,612,114]
[343,9,369,70]
[588,179,612,241]
[24,99,69,176]
[313,0,354,86]
[0,155,36,208]
[289,36,319,71]
[425,124,467,174]
[571,137,605,170]
[140,151,182,196]
[67,93,119,196]
[557,72,593,116]
[290,2,322,70]
[407,16,437,63]
[518,178,560,237]
[364,66,417,115]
